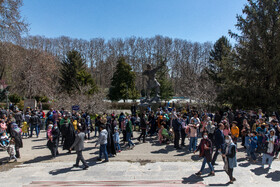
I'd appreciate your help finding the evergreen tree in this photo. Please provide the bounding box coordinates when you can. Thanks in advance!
[157,63,174,102]
[108,57,139,102]
[229,0,280,110]
[59,50,97,94]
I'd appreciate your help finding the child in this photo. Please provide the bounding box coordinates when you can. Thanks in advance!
[113,127,121,152]
[231,121,239,145]
[95,124,109,162]
[1,132,9,147]
[249,131,258,163]
[22,121,29,138]
[7,138,17,161]
[47,124,53,142]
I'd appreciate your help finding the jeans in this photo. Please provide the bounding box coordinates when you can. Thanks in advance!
[30,125,39,137]
[262,153,273,166]
[99,144,108,161]
[250,147,257,161]
[94,126,99,137]
[126,132,134,147]
[189,137,197,151]
[200,157,214,172]
[115,143,121,151]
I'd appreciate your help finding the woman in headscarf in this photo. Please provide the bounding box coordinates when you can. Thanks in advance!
[61,113,75,153]
[194,131,215,177]
[261,129,278,169]
[105,118,116,156]
[222,135,237,184]
[10,123,23,158]
[47,122,60,158]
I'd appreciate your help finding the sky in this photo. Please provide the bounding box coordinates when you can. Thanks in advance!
[21,0,247,43]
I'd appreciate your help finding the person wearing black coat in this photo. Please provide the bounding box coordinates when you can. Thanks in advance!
[211,123,225,165]
[47,123,60,158]
[137,113,147,143]
[61,119,75,153]
[10,123,23,158]
[106,122,116,156]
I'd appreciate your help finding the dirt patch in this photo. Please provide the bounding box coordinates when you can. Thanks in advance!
[127,159,156,166]
[0,161,23,172]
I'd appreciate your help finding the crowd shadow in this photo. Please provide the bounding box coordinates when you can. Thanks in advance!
[265,170,280,182]
[151,145,174,154]
[31,138,47,142]
[250,166,269,176]
[32,145,48,150]
[182,175,203,184]
[24,152,69,164]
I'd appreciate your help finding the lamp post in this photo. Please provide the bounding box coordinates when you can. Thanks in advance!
[5,90,9,110]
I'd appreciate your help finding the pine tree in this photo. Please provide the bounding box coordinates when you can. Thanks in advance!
[59,50,97,94]
[157,64,174,102]
[108,57,139,102]
[229,0,280,110]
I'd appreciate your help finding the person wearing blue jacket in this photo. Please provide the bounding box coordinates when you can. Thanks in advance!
[249,131,258,163]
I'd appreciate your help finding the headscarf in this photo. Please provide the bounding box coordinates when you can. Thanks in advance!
[225,135,234,155]
[11,123,21,134]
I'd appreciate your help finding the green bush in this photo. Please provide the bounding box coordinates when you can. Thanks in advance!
[42,103,51,110]
[9,93,22,104]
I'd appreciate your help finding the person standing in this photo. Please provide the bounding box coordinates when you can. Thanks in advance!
[138,113,147,143]
[211,123,225,166]
[70,127,89,170]
[181,114,189,147]
[96,124,109,162]
[223,135,237,184]
[173,114,182,150]
[29,111,41,138]
[194,131,215,176]
[126,116,135,149]
[261,129,278,169]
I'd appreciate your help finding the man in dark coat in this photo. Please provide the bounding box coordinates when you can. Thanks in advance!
[211,123,225,165]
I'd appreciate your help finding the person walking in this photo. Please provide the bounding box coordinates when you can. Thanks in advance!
[138,113,147,143]
[211,123,225,166]
[194,131,215,176]
[223,135,237,184]
[173,114,182,150]
[70,126,89,170]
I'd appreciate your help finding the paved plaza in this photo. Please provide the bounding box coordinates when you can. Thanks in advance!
[0,132,279,186]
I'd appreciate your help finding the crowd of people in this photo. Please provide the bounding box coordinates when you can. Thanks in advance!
[0,105,280,183]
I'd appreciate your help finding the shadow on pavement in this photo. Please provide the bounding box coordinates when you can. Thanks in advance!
[182,174,203,184]
[250,166,269,176]
[265,170,280,182]
[24,152,69,164]
[208,183,230,186]
[150,145,174,154]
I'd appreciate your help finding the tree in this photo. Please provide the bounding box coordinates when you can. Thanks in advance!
[229,0,280,110]
[0,0,28,41]
[156,62,174,102]
[59,50,97,94]
[108,57,139,102]
[207,36,232,86]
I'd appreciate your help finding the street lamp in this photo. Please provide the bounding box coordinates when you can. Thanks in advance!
[5,90,9,110]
